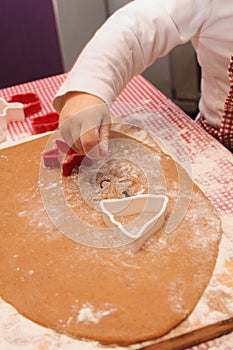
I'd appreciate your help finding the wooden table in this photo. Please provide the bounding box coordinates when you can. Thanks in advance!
[0,74,232,350]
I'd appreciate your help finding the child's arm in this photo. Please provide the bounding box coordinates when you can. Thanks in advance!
[54,0,209,157]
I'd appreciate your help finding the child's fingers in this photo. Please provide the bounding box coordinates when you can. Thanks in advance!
[59,101,111,158]
[79,126,101,159]
[99,122,110,157]
[60,118,75,150]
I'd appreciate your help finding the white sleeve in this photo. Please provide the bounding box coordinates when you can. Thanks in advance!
[53,0,211,112]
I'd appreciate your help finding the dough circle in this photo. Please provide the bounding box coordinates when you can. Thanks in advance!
[0,127,222,346]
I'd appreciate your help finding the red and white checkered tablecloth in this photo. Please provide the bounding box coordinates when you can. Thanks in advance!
[0,74,232,350]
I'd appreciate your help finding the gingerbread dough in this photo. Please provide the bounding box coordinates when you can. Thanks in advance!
[0,126,222,346]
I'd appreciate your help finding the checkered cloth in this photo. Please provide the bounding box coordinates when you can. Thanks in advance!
[197,55,233,152]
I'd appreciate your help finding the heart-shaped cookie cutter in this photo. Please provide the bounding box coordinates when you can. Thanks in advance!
[100,194,168,253]
[0,92,42,143]
[31,112,60,134]
[8,92,41,117]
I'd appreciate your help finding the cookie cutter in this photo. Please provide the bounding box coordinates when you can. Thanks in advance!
[62,152,92,176]
[42,139,92,176]
[0,127,7,143]
[100,194,168,253]
[42,148,62,168]
[8,92,41,117]
[31,112,60,134]
[9,93,60,134]
[0,92,58,142]
[0,96,25,142]
[43,139,75,168]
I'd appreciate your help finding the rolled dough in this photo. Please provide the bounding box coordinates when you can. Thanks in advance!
[0,126,222,346]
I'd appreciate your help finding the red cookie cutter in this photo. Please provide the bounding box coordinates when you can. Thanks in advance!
[8,92,41,117]
[42,139,92,176]
[31,112,60,134]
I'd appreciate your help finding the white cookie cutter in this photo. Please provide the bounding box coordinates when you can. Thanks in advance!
[0,97,25,142]
[100,194,168,253]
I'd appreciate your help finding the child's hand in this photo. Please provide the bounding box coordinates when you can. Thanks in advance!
[59,92,110,159]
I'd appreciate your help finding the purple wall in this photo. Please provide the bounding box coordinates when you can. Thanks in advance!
[0,0,64,88]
